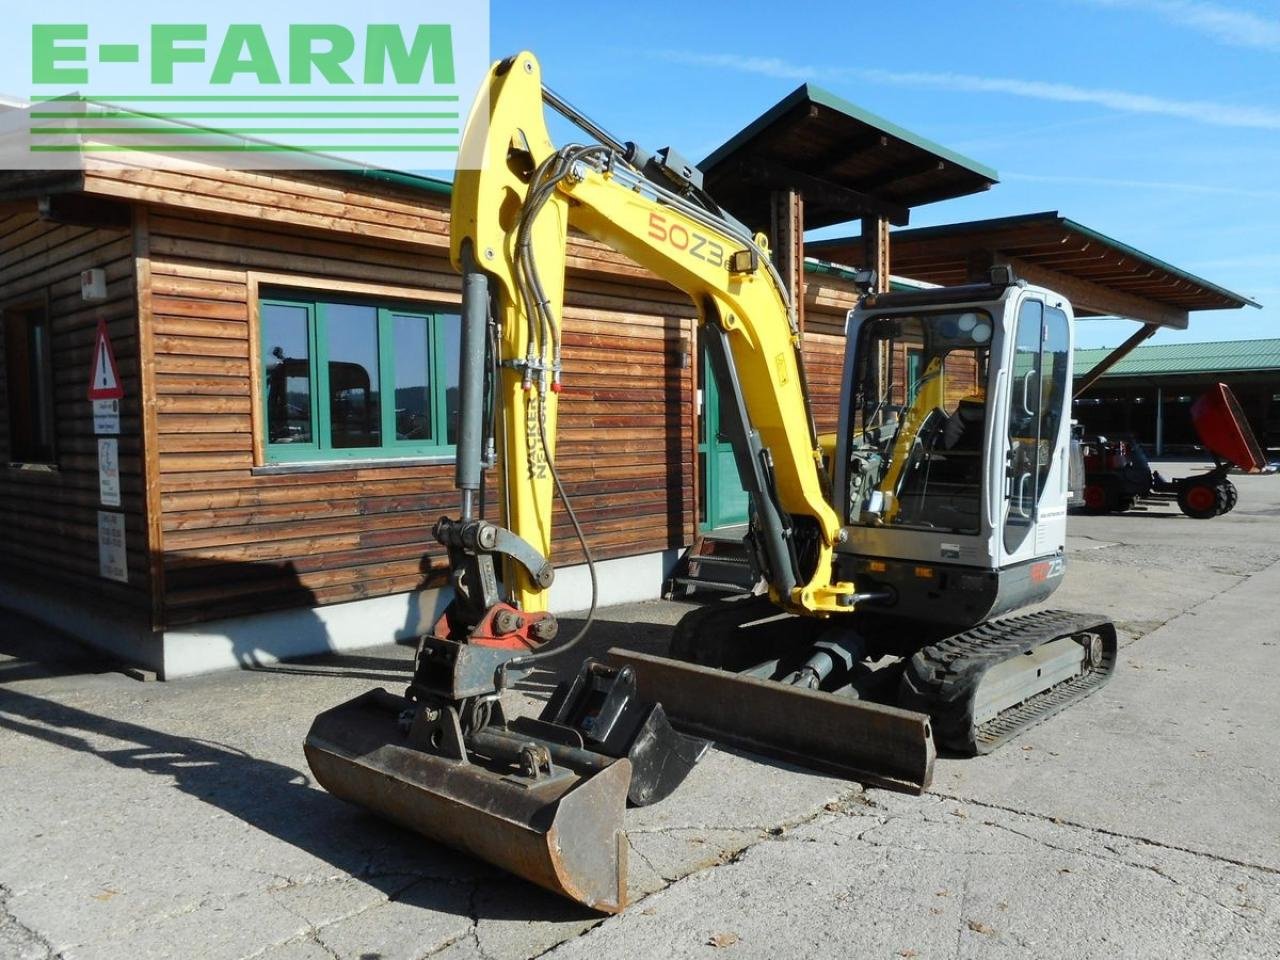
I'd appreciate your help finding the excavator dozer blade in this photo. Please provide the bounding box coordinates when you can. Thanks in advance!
[304,689,631,913]
[606,649,935,794]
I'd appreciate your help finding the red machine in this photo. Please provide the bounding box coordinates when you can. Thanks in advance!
[1078,383,1267,519]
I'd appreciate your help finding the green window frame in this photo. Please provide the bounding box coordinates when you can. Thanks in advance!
[260,292,460,463]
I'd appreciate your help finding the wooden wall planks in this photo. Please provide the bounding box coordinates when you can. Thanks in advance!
[1,166,873,631]
[0,211,151,616]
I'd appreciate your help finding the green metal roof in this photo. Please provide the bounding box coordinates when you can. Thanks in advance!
[1075,339,1280,379]
[702,83,998,184]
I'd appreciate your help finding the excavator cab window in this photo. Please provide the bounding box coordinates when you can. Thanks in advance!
[847,310,993,534]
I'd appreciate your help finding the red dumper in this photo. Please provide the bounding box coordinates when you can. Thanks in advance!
[1079,383,1268,519]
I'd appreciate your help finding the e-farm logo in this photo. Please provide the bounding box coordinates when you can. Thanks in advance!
[4,4,489,171]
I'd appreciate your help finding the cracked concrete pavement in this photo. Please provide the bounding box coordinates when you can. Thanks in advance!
[1,463,1278,959]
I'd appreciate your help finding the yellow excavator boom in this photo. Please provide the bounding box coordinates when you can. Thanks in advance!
[450,52,857,615]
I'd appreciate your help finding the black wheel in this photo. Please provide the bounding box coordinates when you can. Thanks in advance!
[1221,480,1239,514]
[1081,475,1123,513]
[1117,496,1135,513]
[1177,479,1226,519]
[1081,482,1110,513]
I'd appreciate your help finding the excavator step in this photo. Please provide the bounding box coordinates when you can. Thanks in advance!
[665,532,761,599]
[899,609,1118,755]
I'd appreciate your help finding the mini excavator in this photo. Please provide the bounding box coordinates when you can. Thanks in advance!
[305,52,1116,914]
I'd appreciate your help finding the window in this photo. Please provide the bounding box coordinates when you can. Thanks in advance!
[848,310,992,534]
[261,293,460,462]
[4,302,56,464]
[1003,300,1070,552]
[905,348,924,403]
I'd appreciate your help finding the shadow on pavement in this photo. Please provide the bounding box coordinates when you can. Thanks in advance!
[0,685,600,923]
[0,609,121,683]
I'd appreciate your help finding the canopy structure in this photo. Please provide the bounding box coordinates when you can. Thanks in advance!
[701,84,998,231]
[810,211,1260,330]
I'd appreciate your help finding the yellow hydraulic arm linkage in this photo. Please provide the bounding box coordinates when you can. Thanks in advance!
[451,51,859,618]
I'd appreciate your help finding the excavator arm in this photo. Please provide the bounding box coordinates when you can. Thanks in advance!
[449,52,858,618]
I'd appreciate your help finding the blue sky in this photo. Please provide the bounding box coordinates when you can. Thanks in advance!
[490,0,1278,349]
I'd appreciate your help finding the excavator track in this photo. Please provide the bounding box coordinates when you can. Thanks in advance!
[899,609,1117,756]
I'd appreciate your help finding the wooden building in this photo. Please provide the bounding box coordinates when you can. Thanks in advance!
[0,85,1004,677]
[0,162,901,677]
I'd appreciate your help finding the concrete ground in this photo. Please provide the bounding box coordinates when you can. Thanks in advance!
[2,461,1278,960]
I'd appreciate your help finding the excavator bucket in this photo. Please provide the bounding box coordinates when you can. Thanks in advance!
[606,649,936,794]
[304,689,631,913]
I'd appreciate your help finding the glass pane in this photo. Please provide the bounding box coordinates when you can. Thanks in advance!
[437,313,461,445]
[1039,306,1071,495]
[393,314,431,441]
[29,315,55,457]
[262,303,312,444]
[326,304,380,449]
[1004,300,1044,551]
[847,310,991,534]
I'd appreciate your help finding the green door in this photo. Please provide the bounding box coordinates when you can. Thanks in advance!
[698,344,750,531]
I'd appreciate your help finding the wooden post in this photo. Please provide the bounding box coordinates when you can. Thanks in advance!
[860,216,891,293]
[770,188,805,332]
[861,215,892,394]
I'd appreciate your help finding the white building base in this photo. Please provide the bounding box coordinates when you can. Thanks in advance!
[1,549,681,679]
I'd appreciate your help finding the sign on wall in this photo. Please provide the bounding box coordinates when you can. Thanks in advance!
[98,437,120,507]
[93,398,120,435]
[97,510,128,583]
[88,318,123,435]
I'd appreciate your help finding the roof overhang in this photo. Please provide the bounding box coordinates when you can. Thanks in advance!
[810,212,1260,330]
[700,84,998,231]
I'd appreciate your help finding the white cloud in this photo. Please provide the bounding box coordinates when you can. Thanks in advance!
[1005,171,1280,200]
[1081,0,1280,52]
[652,51,1280,130]
[1003,171,1280,199]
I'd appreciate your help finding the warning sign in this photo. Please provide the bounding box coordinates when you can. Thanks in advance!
[88,319,123,401]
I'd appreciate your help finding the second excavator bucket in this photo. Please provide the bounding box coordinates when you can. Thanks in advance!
[606,648,936,794]
[304,688,632,913]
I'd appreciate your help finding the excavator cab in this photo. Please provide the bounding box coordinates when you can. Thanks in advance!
[835,278,1076,627]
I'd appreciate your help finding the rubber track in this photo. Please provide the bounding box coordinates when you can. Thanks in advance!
[899,609,1117,756]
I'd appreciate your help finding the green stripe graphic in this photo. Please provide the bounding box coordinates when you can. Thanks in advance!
[30,127,460,136]
[30,111,459,119]
[31,94,460,103]
[30,144,458,153]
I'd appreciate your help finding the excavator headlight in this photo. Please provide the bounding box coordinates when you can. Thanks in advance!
[728,249,758,275]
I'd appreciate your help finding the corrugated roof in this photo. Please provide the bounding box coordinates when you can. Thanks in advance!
[1075,339,1280,378]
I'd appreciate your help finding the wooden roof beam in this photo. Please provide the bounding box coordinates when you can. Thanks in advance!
[720,157,910,225]
[848,157,946,194]
[996,253,1189,329]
